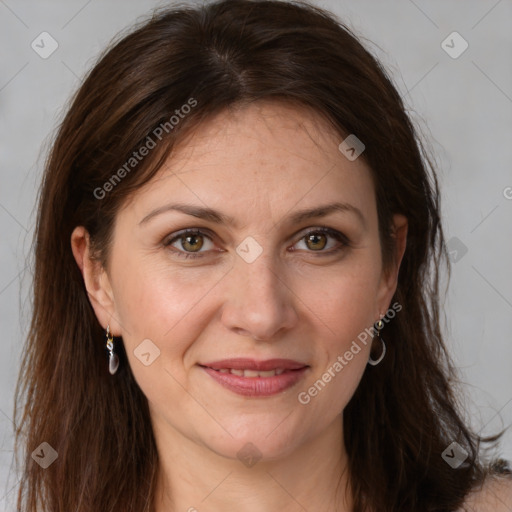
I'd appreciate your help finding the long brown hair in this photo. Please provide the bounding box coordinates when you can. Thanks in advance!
[14,1,508,510]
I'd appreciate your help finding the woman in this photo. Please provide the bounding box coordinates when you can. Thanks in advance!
[14,0,511,511]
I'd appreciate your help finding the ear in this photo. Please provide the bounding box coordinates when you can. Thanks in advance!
[70,226,123,335]
[376,214,408,315]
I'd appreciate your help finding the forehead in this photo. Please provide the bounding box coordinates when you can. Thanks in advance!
[122,100,376,227]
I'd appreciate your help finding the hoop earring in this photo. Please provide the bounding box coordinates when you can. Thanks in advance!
[106,324,119,375]
[368,318,386,366]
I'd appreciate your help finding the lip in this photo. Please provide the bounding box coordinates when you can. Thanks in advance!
[199,358,309,397]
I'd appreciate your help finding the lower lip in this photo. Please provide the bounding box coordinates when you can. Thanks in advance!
[201,366,308,397]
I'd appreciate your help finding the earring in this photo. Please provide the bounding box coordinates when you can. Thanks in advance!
[368,318,386,366]
[106,324,119,375]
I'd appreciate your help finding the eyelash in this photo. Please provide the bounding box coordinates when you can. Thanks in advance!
[163,227,349,260]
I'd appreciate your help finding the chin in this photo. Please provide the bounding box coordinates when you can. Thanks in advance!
[200,415,308,464]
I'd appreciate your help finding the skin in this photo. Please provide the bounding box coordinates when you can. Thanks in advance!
[460,476,512,512]
[71,101,409,511]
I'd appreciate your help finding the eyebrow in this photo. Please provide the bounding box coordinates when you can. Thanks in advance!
[139,201,366,229]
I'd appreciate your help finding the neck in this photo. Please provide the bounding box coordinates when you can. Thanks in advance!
[152,414,353,512]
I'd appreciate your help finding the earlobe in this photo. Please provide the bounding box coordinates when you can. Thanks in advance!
[70,226,122,335]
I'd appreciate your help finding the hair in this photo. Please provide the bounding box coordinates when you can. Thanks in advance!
[14,0,510,511]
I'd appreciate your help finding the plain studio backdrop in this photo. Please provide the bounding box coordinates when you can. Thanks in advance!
[0,0,511,508]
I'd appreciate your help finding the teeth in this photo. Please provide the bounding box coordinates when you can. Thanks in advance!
[214,368,287,377]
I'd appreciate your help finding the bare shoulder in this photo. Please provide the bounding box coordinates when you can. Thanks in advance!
[459,474,512,512]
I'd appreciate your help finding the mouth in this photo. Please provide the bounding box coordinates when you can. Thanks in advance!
[198,358,309,397]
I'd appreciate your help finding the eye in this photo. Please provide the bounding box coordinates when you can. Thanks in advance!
[163,226,349,260]
[292,227,349,254]
[163,229,216,259]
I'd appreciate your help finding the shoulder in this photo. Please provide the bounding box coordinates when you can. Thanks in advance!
[459,474,512,512]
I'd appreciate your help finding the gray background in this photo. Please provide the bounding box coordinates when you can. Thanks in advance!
[1,0,511,508]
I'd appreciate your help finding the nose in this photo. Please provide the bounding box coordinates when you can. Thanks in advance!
[220,250,298,342]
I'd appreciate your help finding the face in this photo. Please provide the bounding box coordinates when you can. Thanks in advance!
[74,101,406,462]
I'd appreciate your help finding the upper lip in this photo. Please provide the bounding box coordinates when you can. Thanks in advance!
[200,358,308,371]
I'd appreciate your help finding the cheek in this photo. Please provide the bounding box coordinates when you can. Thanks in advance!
[110,258,226,443]
[109,257,215,410]
[297,253,382,339]
[293,255,380,410]
[110,251,229,369]
[112,249,211,329]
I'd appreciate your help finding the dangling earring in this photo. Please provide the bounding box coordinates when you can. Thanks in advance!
[106,324,119,375]
[368,318,386,366]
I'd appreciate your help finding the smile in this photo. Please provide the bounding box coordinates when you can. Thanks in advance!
[199,358,309,397]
